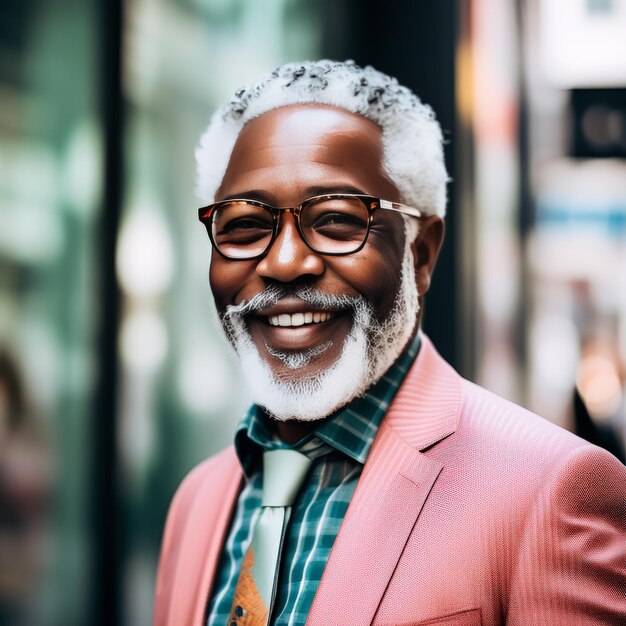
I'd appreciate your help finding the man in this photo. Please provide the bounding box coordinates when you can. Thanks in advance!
[154,60,626,626]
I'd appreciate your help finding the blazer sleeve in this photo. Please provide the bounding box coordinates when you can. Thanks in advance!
[507,444,626,625]
[153,459,214,626]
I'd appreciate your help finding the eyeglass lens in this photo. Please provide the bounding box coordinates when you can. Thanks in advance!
[210,197,370,258]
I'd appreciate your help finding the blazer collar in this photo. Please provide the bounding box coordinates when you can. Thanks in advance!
[383,333,461,451]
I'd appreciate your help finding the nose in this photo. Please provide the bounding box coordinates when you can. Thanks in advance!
[256,212,325,283]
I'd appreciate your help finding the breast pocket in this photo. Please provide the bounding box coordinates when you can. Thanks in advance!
[412,607,482,626]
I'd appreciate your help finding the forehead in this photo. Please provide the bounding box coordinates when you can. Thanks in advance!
[216,105,400,202]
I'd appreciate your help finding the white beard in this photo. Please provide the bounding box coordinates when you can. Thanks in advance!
[219,240,419,422]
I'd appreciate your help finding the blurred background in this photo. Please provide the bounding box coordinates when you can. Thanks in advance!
[1,0,625,624]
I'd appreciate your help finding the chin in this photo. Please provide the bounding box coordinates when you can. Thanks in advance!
[239,321,371,422]
[261,340,337,379]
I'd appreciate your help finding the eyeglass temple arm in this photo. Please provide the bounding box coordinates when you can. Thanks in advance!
[379,199,422,219]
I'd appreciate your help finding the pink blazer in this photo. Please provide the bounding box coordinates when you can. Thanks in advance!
[154,336,626,625]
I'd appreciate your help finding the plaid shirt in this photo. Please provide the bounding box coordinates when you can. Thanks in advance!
[206,334,421,626]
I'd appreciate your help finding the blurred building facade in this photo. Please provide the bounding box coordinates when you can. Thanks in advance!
[0,1,624,624]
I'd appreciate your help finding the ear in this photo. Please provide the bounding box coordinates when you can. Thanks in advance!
[410,216,445,296]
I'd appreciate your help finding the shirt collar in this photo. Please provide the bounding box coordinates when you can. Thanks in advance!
[234,332,421,477]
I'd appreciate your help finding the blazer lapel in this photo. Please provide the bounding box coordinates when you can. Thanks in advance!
[307,335,461,626]
[307,424,443,626]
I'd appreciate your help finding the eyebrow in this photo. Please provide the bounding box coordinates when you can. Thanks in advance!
[219,184,369,205]
[304,184,367,197]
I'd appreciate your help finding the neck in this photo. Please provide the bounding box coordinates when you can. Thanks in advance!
[274,418,324,445]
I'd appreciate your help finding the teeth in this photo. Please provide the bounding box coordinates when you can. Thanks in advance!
[268,311,332,327]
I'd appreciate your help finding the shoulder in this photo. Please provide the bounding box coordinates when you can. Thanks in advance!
[450,378,626,514]
[457,377,603,463]
[170,446,239,510]
[459,378,582,449]
[403,341,626,497]
[394,336,623,474]
[180,445,239,486]
[162,446,240,539]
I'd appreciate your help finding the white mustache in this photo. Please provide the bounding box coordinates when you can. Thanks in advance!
[223,286,365,318]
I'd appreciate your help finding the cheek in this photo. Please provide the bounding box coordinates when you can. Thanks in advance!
[208,255,257,310]
[330,247,405,318]
[367,225,410,312]
[369,260,404,314]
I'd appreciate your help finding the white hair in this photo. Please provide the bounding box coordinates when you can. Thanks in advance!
[195,60,449,217]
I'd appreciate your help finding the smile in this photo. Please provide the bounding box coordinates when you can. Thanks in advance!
[244,301,354,370]
[267,311,333,327]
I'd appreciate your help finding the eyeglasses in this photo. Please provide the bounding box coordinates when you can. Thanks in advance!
[198,193,422,260]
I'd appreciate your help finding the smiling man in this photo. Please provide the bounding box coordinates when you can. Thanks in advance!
[154,61,626,626]
[212,105,435,438]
